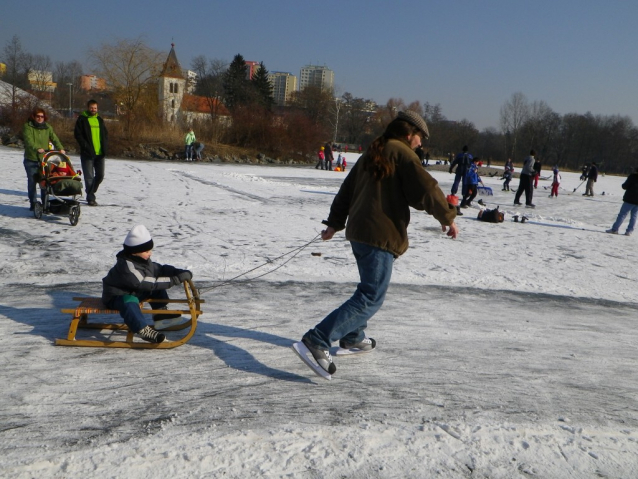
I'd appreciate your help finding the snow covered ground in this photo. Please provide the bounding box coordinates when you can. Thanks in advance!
[1,145,637,478]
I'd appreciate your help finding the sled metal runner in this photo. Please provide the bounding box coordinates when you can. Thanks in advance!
[55,280,204,349]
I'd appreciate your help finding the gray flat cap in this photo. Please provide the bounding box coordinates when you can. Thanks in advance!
[397,110,429,139]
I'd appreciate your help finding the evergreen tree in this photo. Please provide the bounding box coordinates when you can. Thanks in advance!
[222,54,251,110]
[251,62,274,110]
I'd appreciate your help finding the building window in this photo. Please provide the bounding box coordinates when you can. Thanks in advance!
[169,83,174,93]
[172,99,175,108]
[174,83,178,93]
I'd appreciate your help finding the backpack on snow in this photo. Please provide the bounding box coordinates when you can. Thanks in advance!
[478,206,504,223]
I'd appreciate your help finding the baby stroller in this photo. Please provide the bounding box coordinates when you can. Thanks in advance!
[34,151,83,226]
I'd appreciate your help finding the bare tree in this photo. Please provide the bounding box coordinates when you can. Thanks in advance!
[53,60,83,113]
[500,92,530,161]
[90,37,164,136]
[191,55,228,142]
[1,35,33,124]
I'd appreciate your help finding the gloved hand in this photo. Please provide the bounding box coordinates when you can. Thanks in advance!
[171,270,192,285]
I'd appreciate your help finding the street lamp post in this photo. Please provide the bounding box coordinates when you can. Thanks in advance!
[67,83,73,118]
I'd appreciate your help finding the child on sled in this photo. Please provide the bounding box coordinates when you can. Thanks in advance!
[102,225,193,343]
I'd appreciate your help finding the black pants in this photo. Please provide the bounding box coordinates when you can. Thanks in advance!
[514,173,533,205]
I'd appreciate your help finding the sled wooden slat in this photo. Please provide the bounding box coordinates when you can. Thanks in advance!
[55,280,204,349]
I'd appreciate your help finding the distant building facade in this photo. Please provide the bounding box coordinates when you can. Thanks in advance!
[245,61,260,80]
[79,74,106,91]
[268,72,297,106]
[158,44,228,124]
[299,65,334,91]
[28,70,56,93]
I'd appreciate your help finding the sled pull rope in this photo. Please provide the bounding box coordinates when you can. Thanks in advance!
[198,233,322,293]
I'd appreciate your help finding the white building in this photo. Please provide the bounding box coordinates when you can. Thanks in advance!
[299,65,334,91]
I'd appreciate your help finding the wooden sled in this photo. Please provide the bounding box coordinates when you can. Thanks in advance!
[55,280,204,349]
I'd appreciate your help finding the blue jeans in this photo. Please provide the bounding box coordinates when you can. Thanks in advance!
[105,289,169,333]
[80,155,105,202]
[612,202,638,233]
[184,144,193,160]
[304,241,394,349]
[23,159,44,206]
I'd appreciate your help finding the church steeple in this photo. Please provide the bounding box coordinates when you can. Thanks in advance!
[160,43,184,79]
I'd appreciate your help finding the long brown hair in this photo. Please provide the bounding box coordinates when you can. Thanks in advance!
[363,119,421,180]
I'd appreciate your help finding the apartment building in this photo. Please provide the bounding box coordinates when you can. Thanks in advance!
[268,71,297,106]
[299,65,334,91]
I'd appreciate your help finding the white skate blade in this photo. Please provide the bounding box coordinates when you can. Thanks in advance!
[153,317,187,330]
[334,347,374,356]
[292,342,332,380]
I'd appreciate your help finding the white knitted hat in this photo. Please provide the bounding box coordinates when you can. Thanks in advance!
[123,225,154,254]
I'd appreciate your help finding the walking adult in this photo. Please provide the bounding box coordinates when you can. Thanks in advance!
[22,108,65,211]
[184,128,196,161]
[606,167,638,236]
[324,141,334,171]
[514,150,536,208]
[584,162,598,196]
[449,145,473,197]
[295,110,458,377]
[74,99,108,206]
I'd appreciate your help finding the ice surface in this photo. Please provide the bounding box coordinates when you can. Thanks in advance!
[1,146,637,478]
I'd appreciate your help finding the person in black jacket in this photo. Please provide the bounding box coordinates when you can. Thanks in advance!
[102,225,193,343]
[606,168,638,236]
[449,145,473,196]
[583,162,598,196]
[74,99,108,206]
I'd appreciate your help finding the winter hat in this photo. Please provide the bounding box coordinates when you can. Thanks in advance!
[123,225,154,254]
[397,110,430,140]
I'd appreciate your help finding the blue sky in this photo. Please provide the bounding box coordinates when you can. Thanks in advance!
[2,0,637,130]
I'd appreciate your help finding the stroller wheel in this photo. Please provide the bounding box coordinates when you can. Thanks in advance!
[34,201,43,219]
[69,205,80,226]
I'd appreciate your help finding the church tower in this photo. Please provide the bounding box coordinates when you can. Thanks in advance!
[158,43,186,123]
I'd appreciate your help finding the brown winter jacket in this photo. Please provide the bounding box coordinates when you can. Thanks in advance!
[323,139,456,257]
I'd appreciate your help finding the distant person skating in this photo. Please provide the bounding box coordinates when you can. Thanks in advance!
[550,166,561,198]
[294,111,458,379]
[184,128,196,161]
[74,99,108,206]
[502,159,514,191]
[533,157,542,189]
[584,162,598,196]
[514,150,536,208]
[460,157,480,208]
[22,108,66,211]
[580,164,589,181]
[606,167,638,236]
[449,145,473,198]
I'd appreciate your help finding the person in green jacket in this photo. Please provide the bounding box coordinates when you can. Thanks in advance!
[184,128,196,161]
[295,110,459,377]
[22,108,65,211]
